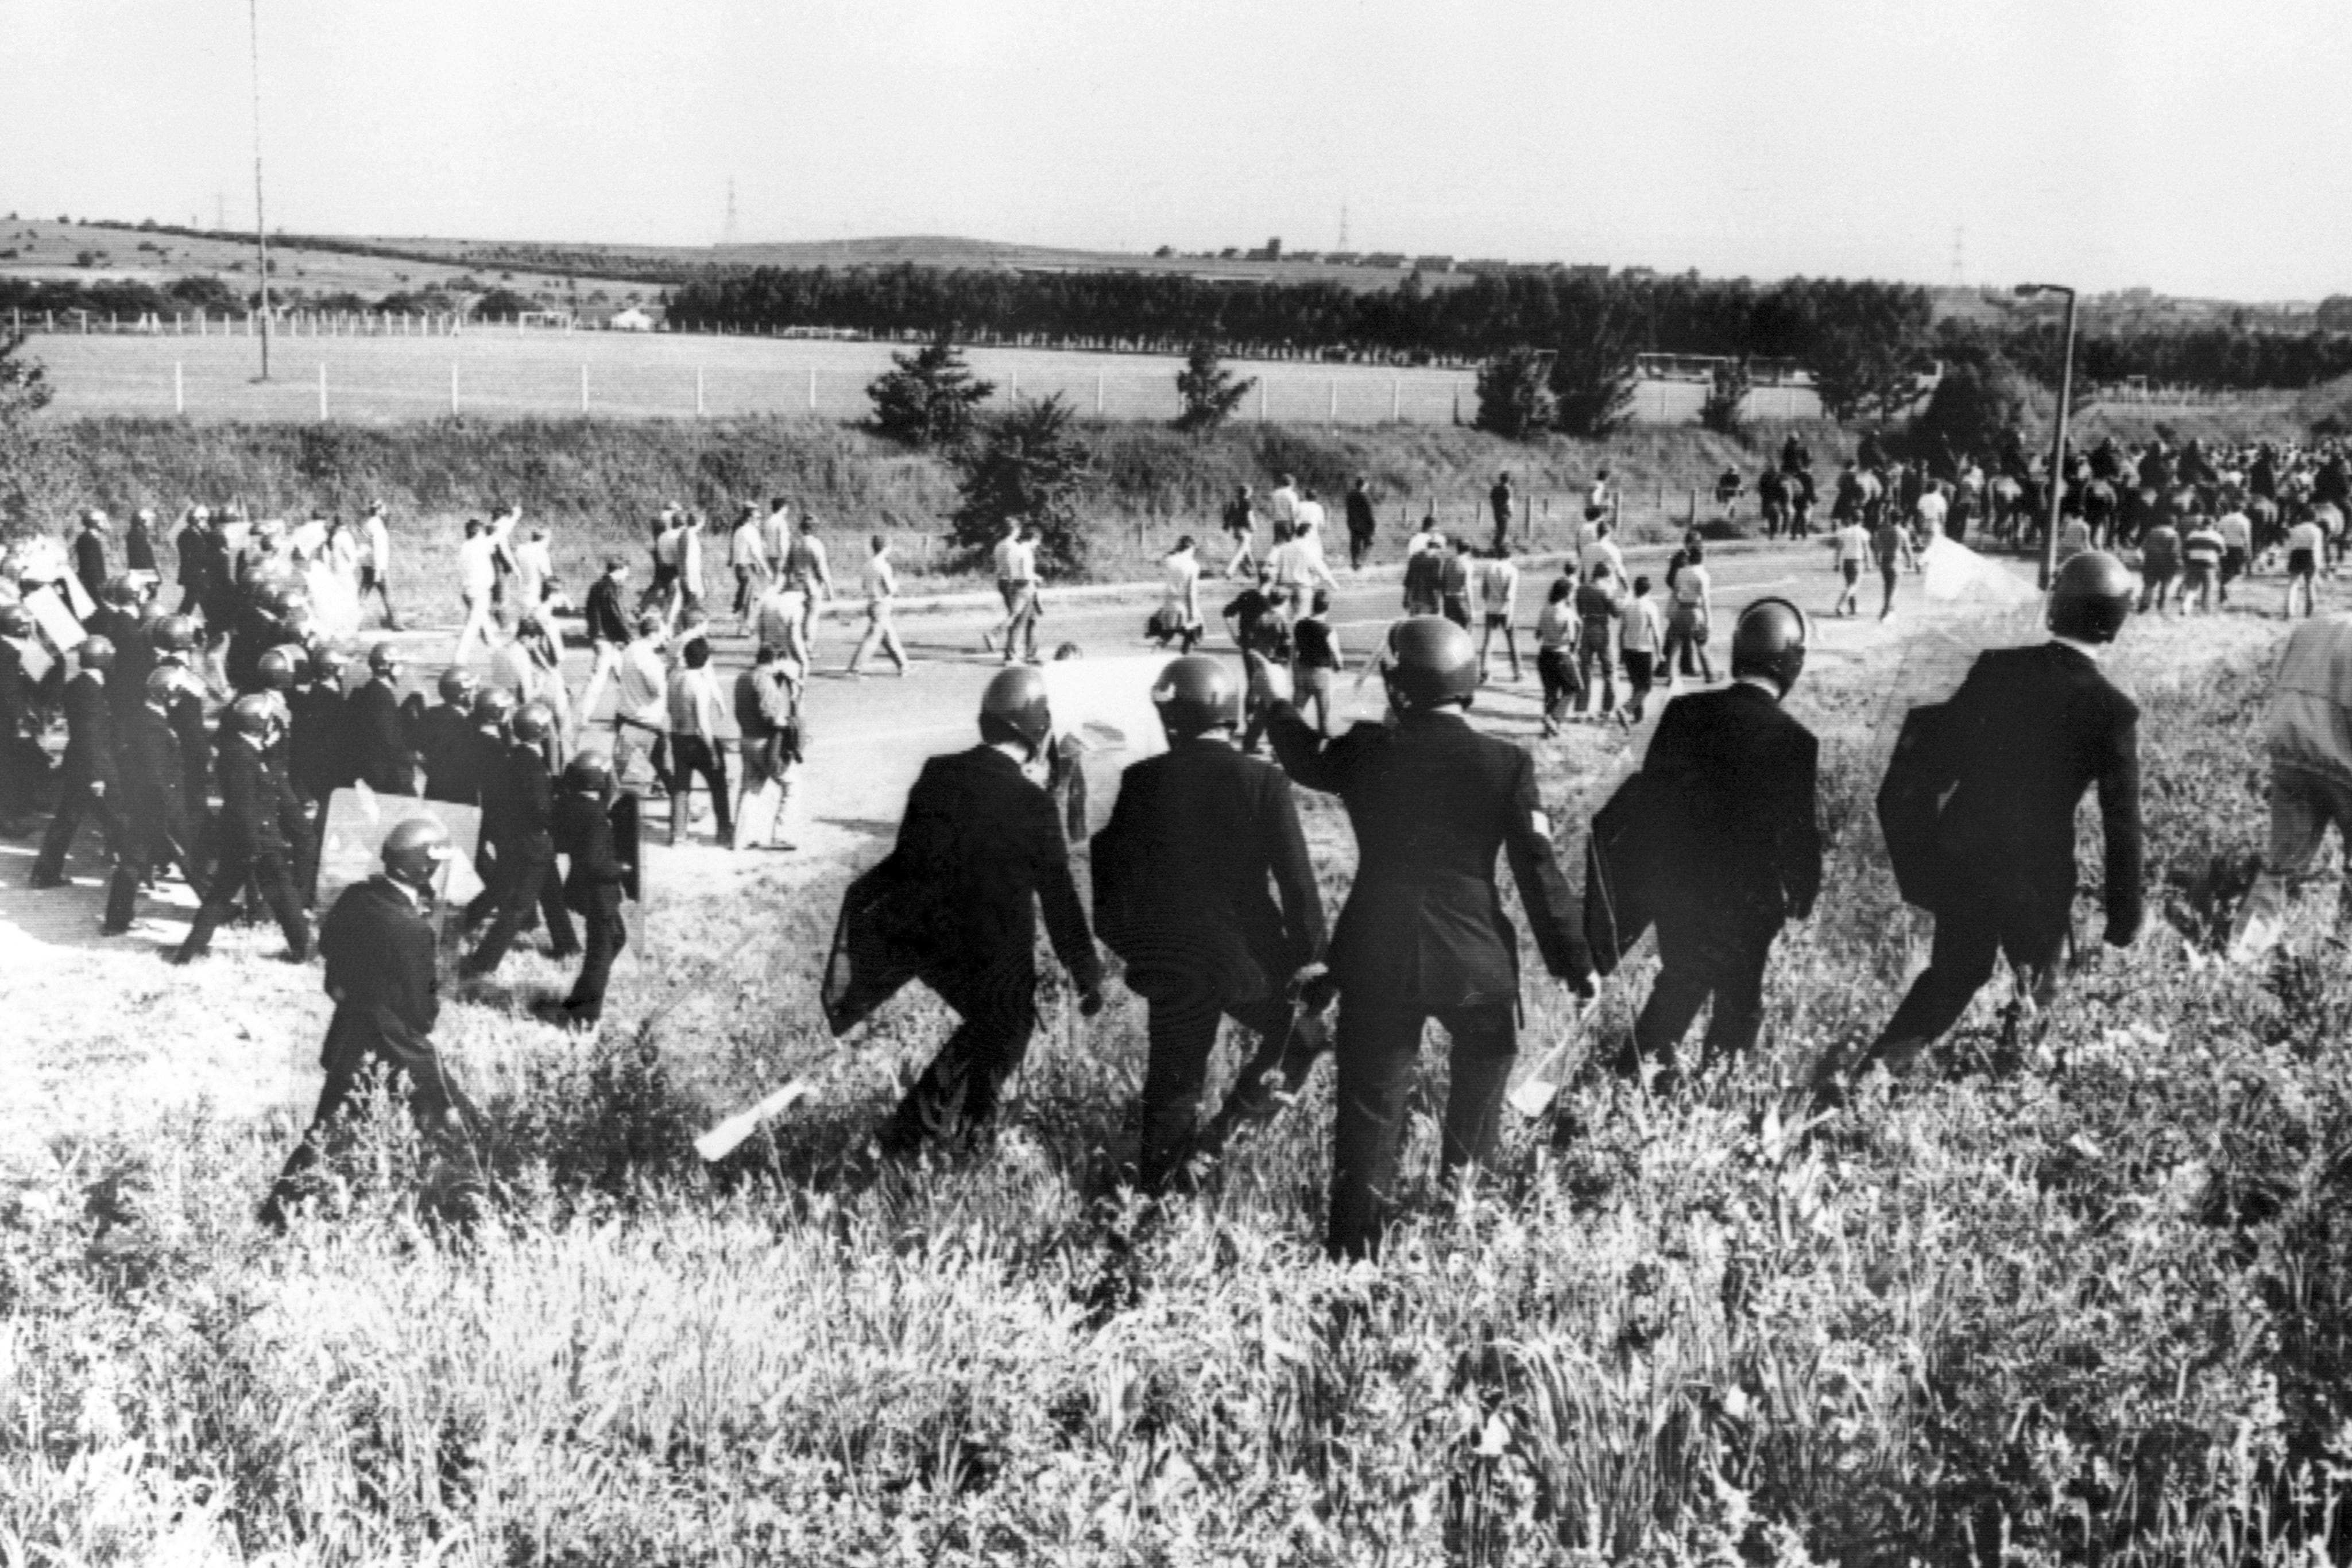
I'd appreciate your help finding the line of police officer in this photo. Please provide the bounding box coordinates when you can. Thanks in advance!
[857,550,2144,1260]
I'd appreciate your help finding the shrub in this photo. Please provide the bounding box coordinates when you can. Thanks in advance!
[1473,348,1557,439]
[947,393,1092,576]
[0,332,61,539]
[866,330,996,449]
[1548,338,1638,438]
[1700,357,1753,439]
[1171,340,1254,435]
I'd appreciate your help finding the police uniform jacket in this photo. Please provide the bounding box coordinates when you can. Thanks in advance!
[213,734,289,861]
[1265,703,1587,1009]
[1089,735,1325,1004]
[551,791,627,912]
[411,704,480,804]
[1921,641,2142,941]
[1639,682,1821,927]
[885,744,1101,1001]
[121,707,193,847]
[287,683,353,803]
[483,744,556,860]
[317,874,442,1078]
[57,671,119,792]
[346,678,416,796]
[74,531,107,602]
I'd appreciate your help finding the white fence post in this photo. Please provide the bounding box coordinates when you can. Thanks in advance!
[1329,378,1339,427]
[317,363,328,420]
[450,363,460,417]
[1096,371,1105,415]
[1391,378,1401,421]
[1259,379,1268,421]
[581,363,590,414]
[807,367,817,412]
[696,367,706,417]
[173,362,184,416]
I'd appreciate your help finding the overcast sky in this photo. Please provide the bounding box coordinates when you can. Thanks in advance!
[9,0,2348,300]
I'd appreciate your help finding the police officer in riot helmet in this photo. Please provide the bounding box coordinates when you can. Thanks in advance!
[414,667,482,804]
[460,699,579,981]
[260,815,484,1230]
[1815,550,2142,1106]
[1251,614,1592,1259]
[541,750,632,1028]
[172,694,311,964]
[1089,654,1328,1191]
[871,665,1104,1157]
[106,666,208,933]
[347,641,417,796]
[1611,597,1822,1090]
[29,636,124,892]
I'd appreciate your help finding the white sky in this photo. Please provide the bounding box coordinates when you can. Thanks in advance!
[8,0,2349,300]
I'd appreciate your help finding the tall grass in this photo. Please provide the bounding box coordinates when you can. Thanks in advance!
[4,614,2349,1564]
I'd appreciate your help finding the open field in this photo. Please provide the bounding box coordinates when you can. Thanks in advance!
[1,570,2346,1561]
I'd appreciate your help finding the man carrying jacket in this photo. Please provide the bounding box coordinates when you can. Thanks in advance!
[1614,599,1821,1088]
[1090,655,1328,1191]
[1817,551,2142,1104]
[873,667,1104,1156]
[1255,615,1592,1259]
[260,816,481,1230]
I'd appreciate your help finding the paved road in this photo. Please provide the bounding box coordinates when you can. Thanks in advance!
[484,543,1853,850]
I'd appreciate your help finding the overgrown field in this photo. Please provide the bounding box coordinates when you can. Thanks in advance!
[45,416,1808,602]
[2,606,2347,1563]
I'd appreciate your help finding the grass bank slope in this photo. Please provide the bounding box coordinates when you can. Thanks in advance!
[3,603,2349,1563]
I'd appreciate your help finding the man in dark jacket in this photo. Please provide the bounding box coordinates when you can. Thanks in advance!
[1257,615,1592,1259]
[1615,599,1821,1086]
[173,695,310,963]
[147,617,212,823]
[543,751,631,1026]
[105,668,206,934]
[73,510,111,605]
[1345,477,1379,570]
[413,667,483,803]
[29,637,123,889]
[345,641,417,796]
[1090,655,1328,1191]
[260,816,481,1230]
[874,666,1104,1156]
[1817,552,2143,1104]
[459,700,578,978]
[285,647,352,898]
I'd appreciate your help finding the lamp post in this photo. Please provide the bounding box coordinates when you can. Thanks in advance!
[2014,282,2078,589]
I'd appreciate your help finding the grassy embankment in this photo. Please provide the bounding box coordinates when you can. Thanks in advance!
[2,604,2350,1563]
[50,415,1829,611]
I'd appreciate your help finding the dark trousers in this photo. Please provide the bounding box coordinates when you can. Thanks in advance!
[1575,643,1617,714]
[1136,982,1301,1190]
[283,792,321,910]
[178,849,308,961]
[670,736,733,843]
[261,1037,483,1229]
[466,851,578,975]
[1623,914,1776,1082]
[1349,530,1375,570]
[1537,646,1579,721]
[32,773,121,882]
[563,888,626,1020]
[1328,997,1517,1260]
[879,967,1038,1155]
[1843,885,2068,1086]
[1621,649,1658,721]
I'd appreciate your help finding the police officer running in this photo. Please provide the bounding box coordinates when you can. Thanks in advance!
[1252,615,1592,1259]
[1611,599,1821,1089]
[459,700,579,981]
[172,695,311,965]
[28,636,122,892]
[541,751,632,1027]
[260,816,483,1230]
[873,667,1104,1157]
[1813,551,2143,1105]
[1089,655,1328,1191]
[106,668,208,934]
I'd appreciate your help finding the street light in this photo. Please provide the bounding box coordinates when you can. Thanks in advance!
[2014,282,2078,589]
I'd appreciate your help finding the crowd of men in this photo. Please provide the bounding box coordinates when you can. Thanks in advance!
[6,450,2335,1253]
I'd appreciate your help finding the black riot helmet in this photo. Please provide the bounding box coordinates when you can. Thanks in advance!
[2046,550,2137,645]
[1382,615,1479,713]
[381,817,454,891]
[437,666,478,706]
[510,700,555,746]
[562,750,614,798]
[1151,655,1240,741]
[471,686,518,731]
[77,635,117,673]
[978,665,1053,758]
[1730,597,1809,696]
[150,614,198,655]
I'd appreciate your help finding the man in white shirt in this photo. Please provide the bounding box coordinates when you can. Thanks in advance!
[753,575,810,669]
[359,501,400,630]
[846,536,912,676]
[1294,487,1328,537]
[1579,520,1626,589]
[1473,547,1523,682]
[982,520,1040,661]
[782,517,834,654]
[612,613,673,793]
[1266,474,1301,535]
[1831,519,1871,618]
[452,517,501,665]
[1914,486,1949,540]
[2217,506,2254,602]
[729,502,771,621]
[513,525,554,612]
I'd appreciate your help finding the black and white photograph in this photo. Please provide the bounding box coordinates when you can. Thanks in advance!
[5,0,2352,1561]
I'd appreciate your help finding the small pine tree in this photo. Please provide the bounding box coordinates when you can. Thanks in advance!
[0,331,61,541]
[948,394,1093,577]
[1472,348,1557,439]
[1548,340,1638,438]
[1173,340,1255,434]
[1700,357,1753,439]
[866,330,997,448]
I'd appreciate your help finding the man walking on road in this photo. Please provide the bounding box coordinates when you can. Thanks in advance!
[845,536,912,677]
[1345,477,1378,570]
[1488,472,1515,552]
